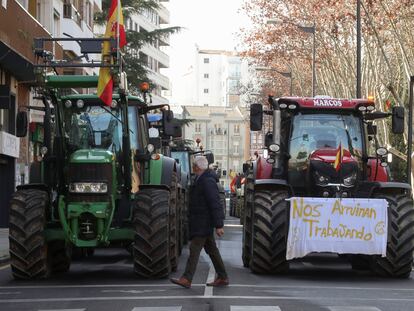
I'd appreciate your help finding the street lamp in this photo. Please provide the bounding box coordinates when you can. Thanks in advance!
[255,66,293,96]
[267,19,316,97]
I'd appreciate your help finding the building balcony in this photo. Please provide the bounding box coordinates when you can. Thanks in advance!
[158,3,170,24]
[147,70,170,91]
[0,0,63,81]
[141,44,170,68]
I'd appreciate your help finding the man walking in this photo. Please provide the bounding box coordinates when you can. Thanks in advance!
[170,156,228,288]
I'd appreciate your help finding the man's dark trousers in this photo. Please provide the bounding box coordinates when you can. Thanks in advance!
[183,234,227,281]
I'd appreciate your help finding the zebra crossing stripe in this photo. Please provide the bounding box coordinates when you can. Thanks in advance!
[230,307,281,311]
[131,307,182,311]
[327,307,381,311]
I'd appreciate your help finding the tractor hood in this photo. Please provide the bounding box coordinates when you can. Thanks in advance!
[70,149,115,164]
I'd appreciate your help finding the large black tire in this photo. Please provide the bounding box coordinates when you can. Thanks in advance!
[177,189,184,256]
[250,189,289,274]
[48,241,71,273]
[370,193,414,278]
[9,189,50,279]
[242,188,253,267]
[230,194,237,217]
[182,190,189,245]
[169,172,178,272]
[133,188,171,278]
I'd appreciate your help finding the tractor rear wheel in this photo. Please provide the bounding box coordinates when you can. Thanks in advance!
[370,193,414,278]
[242,188,253,268]
[169,172,178,272]
[9,189,50,279]
[250,189,289,274]
[133,188,170,278]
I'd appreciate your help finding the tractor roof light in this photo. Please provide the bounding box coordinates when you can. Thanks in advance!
[64,100,72,108]
[140,82,150,93]
[268,144,280,152]
[76,99,85,108]
[288,104,297,110]
[358,105,367,112]
[279,103,288,109]
[376,147,388,156]
[110,100,118,108]
[366,105,375,111]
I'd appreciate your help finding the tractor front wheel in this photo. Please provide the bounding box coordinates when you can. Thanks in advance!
[370,193,414,278]
[250,189,289,274]
[9,189,50,279]
[133,188,170,278]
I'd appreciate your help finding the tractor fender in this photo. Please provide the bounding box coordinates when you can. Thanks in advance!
[254,179,294,195]
[160,156,177,187]
[369,181,412,196]
[252,156,273,180]
[139,184,170,192]
[17,183,50,193]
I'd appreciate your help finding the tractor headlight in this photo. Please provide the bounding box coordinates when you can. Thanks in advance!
[76,99,85,108]
[69,182,108,193]
[343,173,357,187]
[314,171,330,186]
[147,144,155,153]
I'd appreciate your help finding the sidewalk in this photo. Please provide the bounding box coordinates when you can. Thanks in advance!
[0,228,9,265]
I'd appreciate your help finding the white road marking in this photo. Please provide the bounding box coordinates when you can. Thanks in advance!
[231,307,281,311]
[101,290,166,294]
[327,307,381,311]
[0,291,21,295]
[0,264,10,271]
[0,295,413,303]
[38,309,85,311]
[131,307,182,311]
[3,283,411,292]
[203,264,215,297]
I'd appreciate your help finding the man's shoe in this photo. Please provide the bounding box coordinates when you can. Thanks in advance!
[170,277,191,289]
[206,278,229,287]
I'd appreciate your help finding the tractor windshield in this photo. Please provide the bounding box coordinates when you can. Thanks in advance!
[63,105,139,153]
[288,113,363,168]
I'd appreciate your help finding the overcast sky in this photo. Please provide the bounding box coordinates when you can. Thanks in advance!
[163,0,250,103]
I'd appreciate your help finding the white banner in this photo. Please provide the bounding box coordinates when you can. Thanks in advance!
[286,197,388,260]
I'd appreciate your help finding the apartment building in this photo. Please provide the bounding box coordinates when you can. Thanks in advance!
[126,0,170,105]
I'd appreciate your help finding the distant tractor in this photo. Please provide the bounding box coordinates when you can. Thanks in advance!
[243,94,414,278]
[8,37,182,279]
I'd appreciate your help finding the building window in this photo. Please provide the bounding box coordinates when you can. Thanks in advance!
[195,123,201,133]
[234,124,240,134]
[53,9,60,37]
[204,58,209,64]
[203,88,209,94]
[85,1,92,28]
[204,73,209,78]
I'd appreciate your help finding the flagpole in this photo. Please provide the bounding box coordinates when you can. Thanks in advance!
[117,0,122,76]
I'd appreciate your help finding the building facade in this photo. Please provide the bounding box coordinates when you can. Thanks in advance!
[182,105,248,189]
[180,48,250,108]
[0,0,65,227]
[126,0,170,105]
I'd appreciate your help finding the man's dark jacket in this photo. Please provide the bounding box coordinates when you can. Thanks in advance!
[189,169,224,239]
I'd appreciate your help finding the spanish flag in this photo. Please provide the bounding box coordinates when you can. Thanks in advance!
[97,0,127,106]
[333,143,343,172]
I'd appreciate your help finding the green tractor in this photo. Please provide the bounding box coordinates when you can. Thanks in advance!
[8,37,181,279]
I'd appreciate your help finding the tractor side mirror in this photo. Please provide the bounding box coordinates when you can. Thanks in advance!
[250,103,263,131]
[162,110,175,136]
[392,106,404,134]
[242,163,249,174]
[204,151,214,164]
[367,122,377,135]
[172,121,182,138]
[16,111,28,137]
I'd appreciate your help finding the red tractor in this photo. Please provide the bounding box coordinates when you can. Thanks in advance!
[244,94,414,278]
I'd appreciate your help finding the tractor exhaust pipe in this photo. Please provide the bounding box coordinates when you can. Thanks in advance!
[408,76,414,186]
[270,97,282,177]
